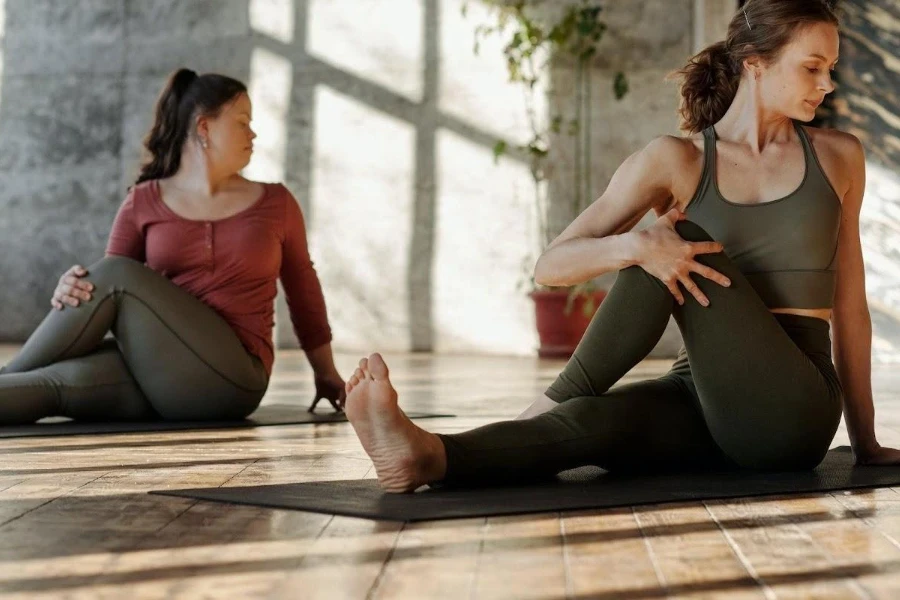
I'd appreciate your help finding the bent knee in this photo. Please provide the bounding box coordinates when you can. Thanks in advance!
[91,255,144,270]
[86,255,149,285]
[674,220,715,244]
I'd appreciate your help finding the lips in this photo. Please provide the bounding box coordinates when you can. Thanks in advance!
[806,100,822,108]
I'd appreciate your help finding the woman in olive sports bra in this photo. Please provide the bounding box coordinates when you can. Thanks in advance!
[343,0,900,492]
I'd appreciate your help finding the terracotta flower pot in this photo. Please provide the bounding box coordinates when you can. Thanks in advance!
[530,288,608,358]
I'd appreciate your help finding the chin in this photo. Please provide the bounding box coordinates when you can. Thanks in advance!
[799,102,820,120]
[791,108,816,122]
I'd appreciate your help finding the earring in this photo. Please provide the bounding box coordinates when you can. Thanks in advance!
[201,139,209,149]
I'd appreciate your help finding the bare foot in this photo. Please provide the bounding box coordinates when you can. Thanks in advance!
[344,353,446,493]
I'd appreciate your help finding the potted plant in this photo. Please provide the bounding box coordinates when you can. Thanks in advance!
[465,0,628,357]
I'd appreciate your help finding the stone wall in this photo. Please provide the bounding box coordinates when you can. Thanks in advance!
[0,0,254,341]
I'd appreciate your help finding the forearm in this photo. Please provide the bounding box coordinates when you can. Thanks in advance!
[833,314,877,451]
[305,342,339,376]
[534,231,645,287]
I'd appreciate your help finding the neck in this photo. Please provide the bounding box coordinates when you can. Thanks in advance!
[715,78,795,154]
[171,144,235,196]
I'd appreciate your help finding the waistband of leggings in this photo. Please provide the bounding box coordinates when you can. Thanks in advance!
[772,313,830,332]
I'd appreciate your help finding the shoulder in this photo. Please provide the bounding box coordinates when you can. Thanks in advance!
[621,134,702,186]
[637,133,706,212]
[801,124,863,157]
[240,178,294,203]
[229,176,275,200]
[641,134,705,179]
[127,179,157,204]
[250,181,306,235]
[643,133,703,165]
[799,125,865,197]
[118,180,159,220]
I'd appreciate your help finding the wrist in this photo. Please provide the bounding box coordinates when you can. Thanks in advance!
[313,364,340,376]
[623,230,648,268]
[852,437,880,456]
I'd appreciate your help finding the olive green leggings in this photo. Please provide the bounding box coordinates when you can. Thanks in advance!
[437,220,844,485]
[0,256,268,424]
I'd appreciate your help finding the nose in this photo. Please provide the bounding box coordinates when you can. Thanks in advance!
[820,72,835,94]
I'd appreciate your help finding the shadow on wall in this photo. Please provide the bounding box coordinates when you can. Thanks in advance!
[0,0,542,357]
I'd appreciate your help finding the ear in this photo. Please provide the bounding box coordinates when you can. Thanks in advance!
[195,114,210,143]
[742,55,763,78]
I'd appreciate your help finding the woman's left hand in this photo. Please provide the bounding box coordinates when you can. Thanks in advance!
[854,442,900,466]
[309,371,347,412]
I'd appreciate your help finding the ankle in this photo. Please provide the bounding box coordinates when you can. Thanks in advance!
[418,431,447,483]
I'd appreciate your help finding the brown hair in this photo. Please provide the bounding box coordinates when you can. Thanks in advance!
[136,69,247,184]
[670,0,839,134]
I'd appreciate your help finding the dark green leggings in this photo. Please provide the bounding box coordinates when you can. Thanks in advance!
[438,220,844,484]
[0,256,268,424]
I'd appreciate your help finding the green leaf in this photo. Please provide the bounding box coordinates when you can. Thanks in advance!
[492,140,508,163]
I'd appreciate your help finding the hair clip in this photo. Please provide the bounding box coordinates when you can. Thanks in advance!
[742,5,752,30]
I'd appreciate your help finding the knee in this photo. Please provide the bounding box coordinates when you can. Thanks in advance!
[674,220,715,244]
[86,256,148,286]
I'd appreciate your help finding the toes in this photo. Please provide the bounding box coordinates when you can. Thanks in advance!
[368,353,389,380]
[349,374,360,387]
[359,357,373,380]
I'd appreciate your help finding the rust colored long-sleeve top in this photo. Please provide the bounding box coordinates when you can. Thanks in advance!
[105,179,332,375]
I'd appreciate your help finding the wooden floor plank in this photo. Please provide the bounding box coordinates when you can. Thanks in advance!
[562,508,665,598]
[633,502,766,599]
[0,346,898,598]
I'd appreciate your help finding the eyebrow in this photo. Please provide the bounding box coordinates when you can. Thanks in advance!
[808,53,839,63]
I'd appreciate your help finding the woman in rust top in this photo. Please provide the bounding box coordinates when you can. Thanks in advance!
[0,68,345,423]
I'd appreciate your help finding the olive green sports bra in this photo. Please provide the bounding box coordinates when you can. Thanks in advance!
[683,120,842,309]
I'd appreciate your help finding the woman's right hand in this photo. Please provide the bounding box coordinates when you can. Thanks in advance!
[636,209,731,307]
[51,265,94,310]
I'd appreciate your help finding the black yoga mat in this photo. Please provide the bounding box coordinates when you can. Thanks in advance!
[151,447,900,522]
[0,404,453,438]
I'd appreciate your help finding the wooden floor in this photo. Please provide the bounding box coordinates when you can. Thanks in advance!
[2,345,900,599]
